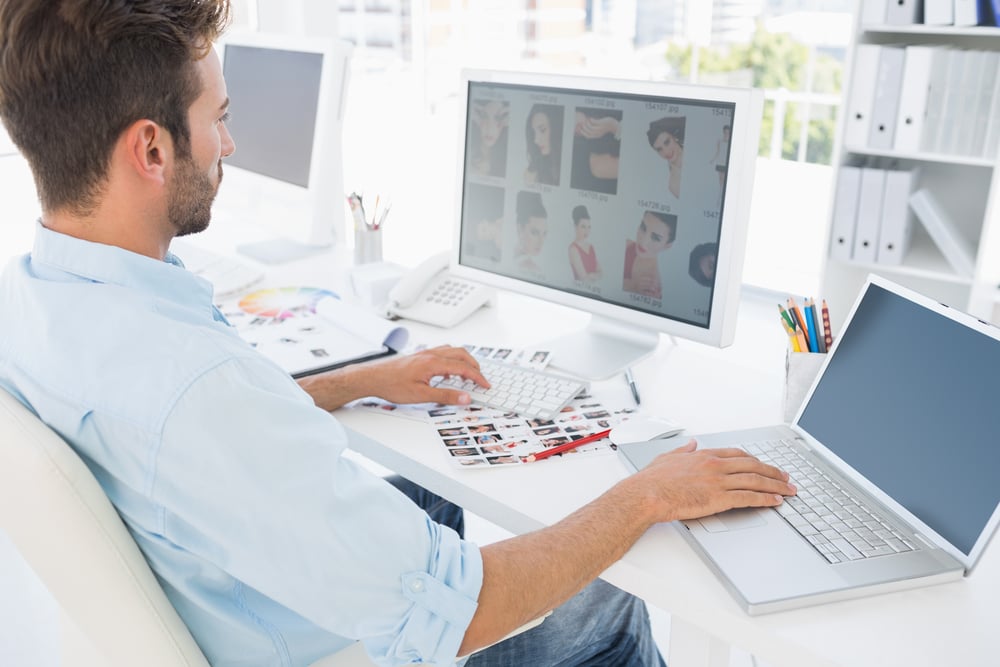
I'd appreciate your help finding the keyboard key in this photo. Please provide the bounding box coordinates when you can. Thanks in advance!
[432,358,588,419]
[742,437,914,563]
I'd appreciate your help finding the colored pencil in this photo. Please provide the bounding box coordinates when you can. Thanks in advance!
[525,429,612,462]
[787,298,812,352]
[810,298,826,353]
[821,299,833,350]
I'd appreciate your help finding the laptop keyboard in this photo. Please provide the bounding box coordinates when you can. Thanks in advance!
[747,439,916,564]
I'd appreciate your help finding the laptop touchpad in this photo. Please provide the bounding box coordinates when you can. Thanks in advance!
[697,508,767,533]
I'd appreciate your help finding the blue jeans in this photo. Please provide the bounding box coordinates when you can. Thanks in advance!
[385,476,666,667]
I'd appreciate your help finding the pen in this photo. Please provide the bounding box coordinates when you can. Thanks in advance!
[624,368,641,406]
[375,203,391,231]
[346,192,366,230]
[371,195,380,229]
[525,428,612,463]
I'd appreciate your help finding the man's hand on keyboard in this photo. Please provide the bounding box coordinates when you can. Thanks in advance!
[366,345,491,406]
[631,440,797,524]
[299,345,490,411]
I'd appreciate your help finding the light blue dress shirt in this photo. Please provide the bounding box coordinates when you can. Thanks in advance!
[0,224,483,667]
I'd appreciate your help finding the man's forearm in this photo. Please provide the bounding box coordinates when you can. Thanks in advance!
[297,364,376,412]
[458,480,657,656]
[457,444,795,657]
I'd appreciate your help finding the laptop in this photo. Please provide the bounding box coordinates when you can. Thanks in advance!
[618,275,1000,614]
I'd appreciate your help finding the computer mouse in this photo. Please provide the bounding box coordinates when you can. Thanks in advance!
[609,416,683,445]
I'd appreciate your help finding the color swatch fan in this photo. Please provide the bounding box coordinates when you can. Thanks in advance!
[237,286,339,320]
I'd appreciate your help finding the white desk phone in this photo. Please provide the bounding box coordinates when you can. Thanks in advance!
[386,251,495,328]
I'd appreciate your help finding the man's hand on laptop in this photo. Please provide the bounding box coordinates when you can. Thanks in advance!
[633,440,796,523]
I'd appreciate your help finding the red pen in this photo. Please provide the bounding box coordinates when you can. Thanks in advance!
[524,428,612,463]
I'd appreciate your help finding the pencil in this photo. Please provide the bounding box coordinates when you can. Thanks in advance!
[804,300,819,353]
[777,304,795,330]
[795,325,809,354]
[787,298,812,352]
[810,298,826,353]
[780,316,800,352]
[821,299,833,350]
[525,428,612,462]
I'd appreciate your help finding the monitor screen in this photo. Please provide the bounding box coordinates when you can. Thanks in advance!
[211,34,350,256]
[222,45,323,188]
[452,71,762,378]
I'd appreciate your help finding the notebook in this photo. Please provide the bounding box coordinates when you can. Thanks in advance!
[618,275,1000,614]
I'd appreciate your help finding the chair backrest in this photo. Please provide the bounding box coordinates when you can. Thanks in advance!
[0,388,211,667]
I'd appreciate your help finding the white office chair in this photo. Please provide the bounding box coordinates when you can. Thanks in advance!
[0,388,378,667]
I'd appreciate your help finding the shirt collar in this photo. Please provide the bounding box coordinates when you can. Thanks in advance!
[30,221,215,311]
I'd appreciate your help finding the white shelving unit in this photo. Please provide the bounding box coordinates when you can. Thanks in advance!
[821,8,1000,329]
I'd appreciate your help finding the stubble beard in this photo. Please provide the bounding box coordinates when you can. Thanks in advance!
[169,155,222,238]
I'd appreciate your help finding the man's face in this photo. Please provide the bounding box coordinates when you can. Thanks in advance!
[169,51,234,237]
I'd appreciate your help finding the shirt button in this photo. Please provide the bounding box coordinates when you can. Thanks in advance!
[409,578,425,593]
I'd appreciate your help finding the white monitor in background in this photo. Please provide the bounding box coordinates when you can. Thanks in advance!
[451,70,763,380]
[213,33,350,263]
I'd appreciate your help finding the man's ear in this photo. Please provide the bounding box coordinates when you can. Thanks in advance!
[122,119,170,186]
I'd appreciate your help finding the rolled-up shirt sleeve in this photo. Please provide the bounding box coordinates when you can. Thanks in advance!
[155,355,483,666]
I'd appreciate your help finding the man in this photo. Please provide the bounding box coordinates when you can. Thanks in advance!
[0,2,795,666]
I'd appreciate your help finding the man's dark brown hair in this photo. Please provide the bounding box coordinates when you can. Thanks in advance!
[0,0,231,215]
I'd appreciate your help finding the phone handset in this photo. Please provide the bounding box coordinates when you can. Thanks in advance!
[386,251,494,328]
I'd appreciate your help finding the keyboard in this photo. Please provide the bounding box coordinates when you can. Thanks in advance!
[746,439,916,564]
[433,358,588,420]
[170,241,265,298]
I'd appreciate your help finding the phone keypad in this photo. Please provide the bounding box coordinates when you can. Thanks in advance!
[428,279,473,307]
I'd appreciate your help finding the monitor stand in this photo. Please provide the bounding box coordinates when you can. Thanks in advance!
[545,315,660,381]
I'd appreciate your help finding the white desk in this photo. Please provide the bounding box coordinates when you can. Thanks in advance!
[331,288,999,667]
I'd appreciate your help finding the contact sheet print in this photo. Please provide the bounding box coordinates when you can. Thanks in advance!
[431,392,636,468]
[349,344,639,468]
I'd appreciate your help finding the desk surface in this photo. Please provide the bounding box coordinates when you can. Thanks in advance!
[333,288,999,667]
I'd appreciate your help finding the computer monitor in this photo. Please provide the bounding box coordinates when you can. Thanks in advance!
[212,33,350,262]
[451,70,763,380]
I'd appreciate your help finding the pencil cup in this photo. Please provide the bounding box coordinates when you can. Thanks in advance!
[354,226,382,265]
[783,348,826,422]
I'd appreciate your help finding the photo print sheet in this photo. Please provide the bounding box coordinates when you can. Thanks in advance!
[347,342,639,467]
[431,391,639,469]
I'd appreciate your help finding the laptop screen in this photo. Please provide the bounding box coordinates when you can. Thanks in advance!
[797,283,1000,557]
